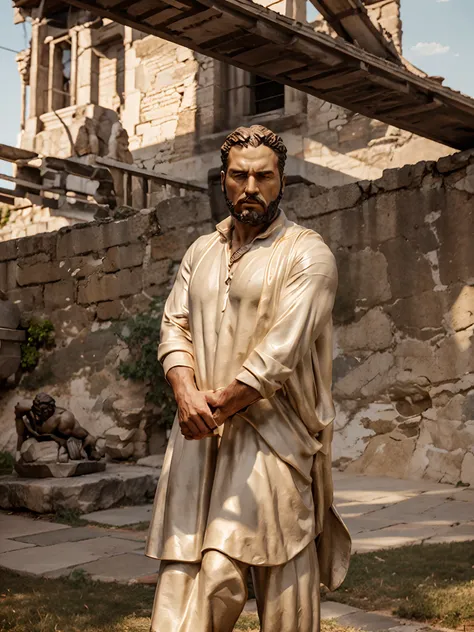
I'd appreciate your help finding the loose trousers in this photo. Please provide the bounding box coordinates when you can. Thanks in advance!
[150,542,320,632]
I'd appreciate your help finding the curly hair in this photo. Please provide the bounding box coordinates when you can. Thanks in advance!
[220,125,287,177]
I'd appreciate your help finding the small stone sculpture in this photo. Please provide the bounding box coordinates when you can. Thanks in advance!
[107,120,134,164]
[14,393,105,478]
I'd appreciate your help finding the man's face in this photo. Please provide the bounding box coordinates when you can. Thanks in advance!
[221,145,284,225]
[32,403,54,422]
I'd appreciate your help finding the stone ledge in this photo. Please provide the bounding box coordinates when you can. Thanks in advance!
[0,464,160,514]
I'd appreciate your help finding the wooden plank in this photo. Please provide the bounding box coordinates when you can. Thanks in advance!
[96,156,207,191]
[167,7,221,31]
[0,144,38,163]
[146,6,185,25]
[306,68,365,90]
[231,43,282,65]
[258,57,308,76]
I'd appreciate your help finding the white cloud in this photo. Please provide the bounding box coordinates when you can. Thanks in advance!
[411,41,451,56]
[437,0,450,3]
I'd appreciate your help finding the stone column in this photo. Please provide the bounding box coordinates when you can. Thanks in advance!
[76,26,99,106]
[28,20,49,118]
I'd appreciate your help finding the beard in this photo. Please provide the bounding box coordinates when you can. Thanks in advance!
[224,185,283,226]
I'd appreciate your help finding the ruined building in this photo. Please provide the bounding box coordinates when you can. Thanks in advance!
[2,0,454,241]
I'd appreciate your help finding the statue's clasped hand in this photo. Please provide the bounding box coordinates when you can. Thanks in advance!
[177,387,226,442]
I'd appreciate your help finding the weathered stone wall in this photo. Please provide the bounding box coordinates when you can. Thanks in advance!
[1,151,473,485]
[283,149,474,486]
[0,191,213,461]
[0,204,75,242]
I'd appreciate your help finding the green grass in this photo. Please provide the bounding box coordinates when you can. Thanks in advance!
[327,541,474,630]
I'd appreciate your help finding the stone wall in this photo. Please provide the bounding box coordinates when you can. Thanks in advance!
[282,149,474,486]
[0,204,75,242]
[0,150,473,485]
[0,191,213,461]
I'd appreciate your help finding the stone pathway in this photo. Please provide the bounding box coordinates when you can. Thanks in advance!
[0,471,472,628]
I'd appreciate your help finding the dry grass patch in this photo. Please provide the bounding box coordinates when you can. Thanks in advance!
[327,541,474,630]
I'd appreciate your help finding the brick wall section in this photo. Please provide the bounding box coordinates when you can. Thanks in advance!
[0,192,213,327]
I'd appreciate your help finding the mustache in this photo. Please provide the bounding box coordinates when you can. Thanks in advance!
[238,194,266,206]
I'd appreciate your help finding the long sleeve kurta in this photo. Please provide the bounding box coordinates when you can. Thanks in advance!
[146,210,351,589]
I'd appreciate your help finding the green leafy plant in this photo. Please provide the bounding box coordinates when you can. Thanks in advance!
[0,450,14,475]
[20,319,55,371]
[0,203,11,228]
[116,297,176,429]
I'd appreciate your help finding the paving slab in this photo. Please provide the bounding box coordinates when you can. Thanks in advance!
[337,611,401,631]
[83,504,153,526]
[0,536,143,575]
[0,514,70,539]
[15,526,115,546]
[0,538,36,554]
[425,521,474,544]
[321,601,361,619]
[46,552,161,583]
[422,501,474,524]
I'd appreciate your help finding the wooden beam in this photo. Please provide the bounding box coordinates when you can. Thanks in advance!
[0,144,38,163]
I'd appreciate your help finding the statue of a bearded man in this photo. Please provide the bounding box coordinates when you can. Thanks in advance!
[145,125,351,632]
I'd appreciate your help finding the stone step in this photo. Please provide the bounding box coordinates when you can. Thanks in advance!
[0,464,160,514]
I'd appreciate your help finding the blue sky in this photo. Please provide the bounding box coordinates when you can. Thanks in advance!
[0,0,473,179]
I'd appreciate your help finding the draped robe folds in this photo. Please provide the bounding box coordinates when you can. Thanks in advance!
[145,210,351,591]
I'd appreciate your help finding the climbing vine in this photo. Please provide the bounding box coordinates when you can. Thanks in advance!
[115,297,176,429]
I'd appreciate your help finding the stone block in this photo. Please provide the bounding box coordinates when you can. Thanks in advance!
[20,438,58,463]
[57,225,101,258]
[375,161,428,192]
[101,212,154,248]
[154,194,212,231]
[334,351,394,399]
[64,552,160,584]
[103,243,145,273]
[105,427,136,446]
[151,225,210,262]
[7,286,44,311]
[418,419,465,452]
[17,261,63,286]
[336,308,392,353]
[386,290,446,336]
[437,190,474,285]
[380,238,434,300]
[346,434,417,479]
[44,280,76,309]
[0,464,160,513]
[460,451,474,486]
[437,149,474,174]
[424,447,465,485]
[143,259,172,289]
[0,239,18,262]
[77,268,143,304]
[0,537,143,576]
[97,300,123,321]
[17,232,57,259]
[60,255,104,280]
[137,454,164,469]
[447,285,474,332]
[0,515,69,539]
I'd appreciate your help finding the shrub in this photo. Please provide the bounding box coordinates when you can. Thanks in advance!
[115,297,176,428]
[20,319,55,371]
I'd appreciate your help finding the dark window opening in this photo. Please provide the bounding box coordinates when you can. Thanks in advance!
[251,75,284,115]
